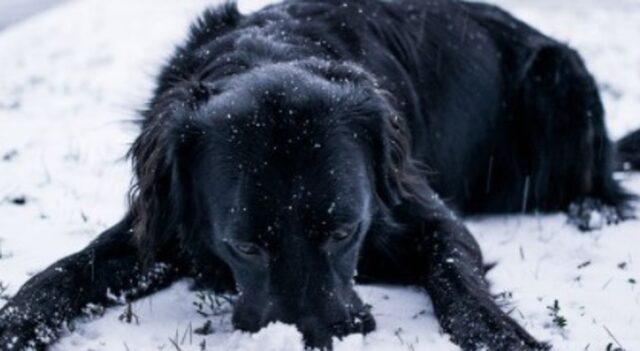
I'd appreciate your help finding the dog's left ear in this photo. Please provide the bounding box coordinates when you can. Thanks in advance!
[359,91,432,216]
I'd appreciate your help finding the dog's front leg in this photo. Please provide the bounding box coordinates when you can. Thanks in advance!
[0,214,185,350]
[418,209,548,351]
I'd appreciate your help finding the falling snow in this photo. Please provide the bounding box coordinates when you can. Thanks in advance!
[1,0,639,350]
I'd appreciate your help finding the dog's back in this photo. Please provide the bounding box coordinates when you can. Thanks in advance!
[147,0,633,218]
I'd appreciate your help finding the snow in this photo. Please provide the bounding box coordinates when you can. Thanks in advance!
[0,0,639,350]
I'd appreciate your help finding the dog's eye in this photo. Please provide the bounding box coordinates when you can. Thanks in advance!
[332,229,351,241]
[234,242,261,256]
[331,223,360,242]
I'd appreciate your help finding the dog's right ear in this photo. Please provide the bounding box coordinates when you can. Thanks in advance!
[129,103,190,267]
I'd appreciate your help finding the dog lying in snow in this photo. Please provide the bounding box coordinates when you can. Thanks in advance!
[2,0,639,350]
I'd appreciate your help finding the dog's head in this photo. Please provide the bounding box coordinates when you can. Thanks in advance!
[130,60,425,348]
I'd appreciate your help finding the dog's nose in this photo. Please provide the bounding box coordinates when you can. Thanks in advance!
[295,309,376,349]
[296,316,333,349]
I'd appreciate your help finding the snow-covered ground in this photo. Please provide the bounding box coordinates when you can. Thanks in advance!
[0,0,639,350]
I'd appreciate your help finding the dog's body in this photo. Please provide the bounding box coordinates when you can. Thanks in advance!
[2,0,639,350]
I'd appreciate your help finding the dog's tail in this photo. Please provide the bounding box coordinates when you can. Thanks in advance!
[617,128,640,171]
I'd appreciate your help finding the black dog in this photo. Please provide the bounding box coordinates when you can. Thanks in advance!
[1,0,639,350]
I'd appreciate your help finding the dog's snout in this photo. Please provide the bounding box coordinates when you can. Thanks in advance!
[230,233,374,348]
[233,288,376,349]
[296,316,333,349]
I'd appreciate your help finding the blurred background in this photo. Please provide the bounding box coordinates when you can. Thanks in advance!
[0,0,67,30]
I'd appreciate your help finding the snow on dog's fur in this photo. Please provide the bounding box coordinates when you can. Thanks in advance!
[3,3,640,349]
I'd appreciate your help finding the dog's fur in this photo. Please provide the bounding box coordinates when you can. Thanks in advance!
[2,0,639,350]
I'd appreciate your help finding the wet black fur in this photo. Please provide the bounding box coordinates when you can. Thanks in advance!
[2,0,638,350]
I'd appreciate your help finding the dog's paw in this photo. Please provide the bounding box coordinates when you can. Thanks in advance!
[0,304,57,350]
[441,301,550,351]
[461,323,550,351]
[567,197,634,231]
